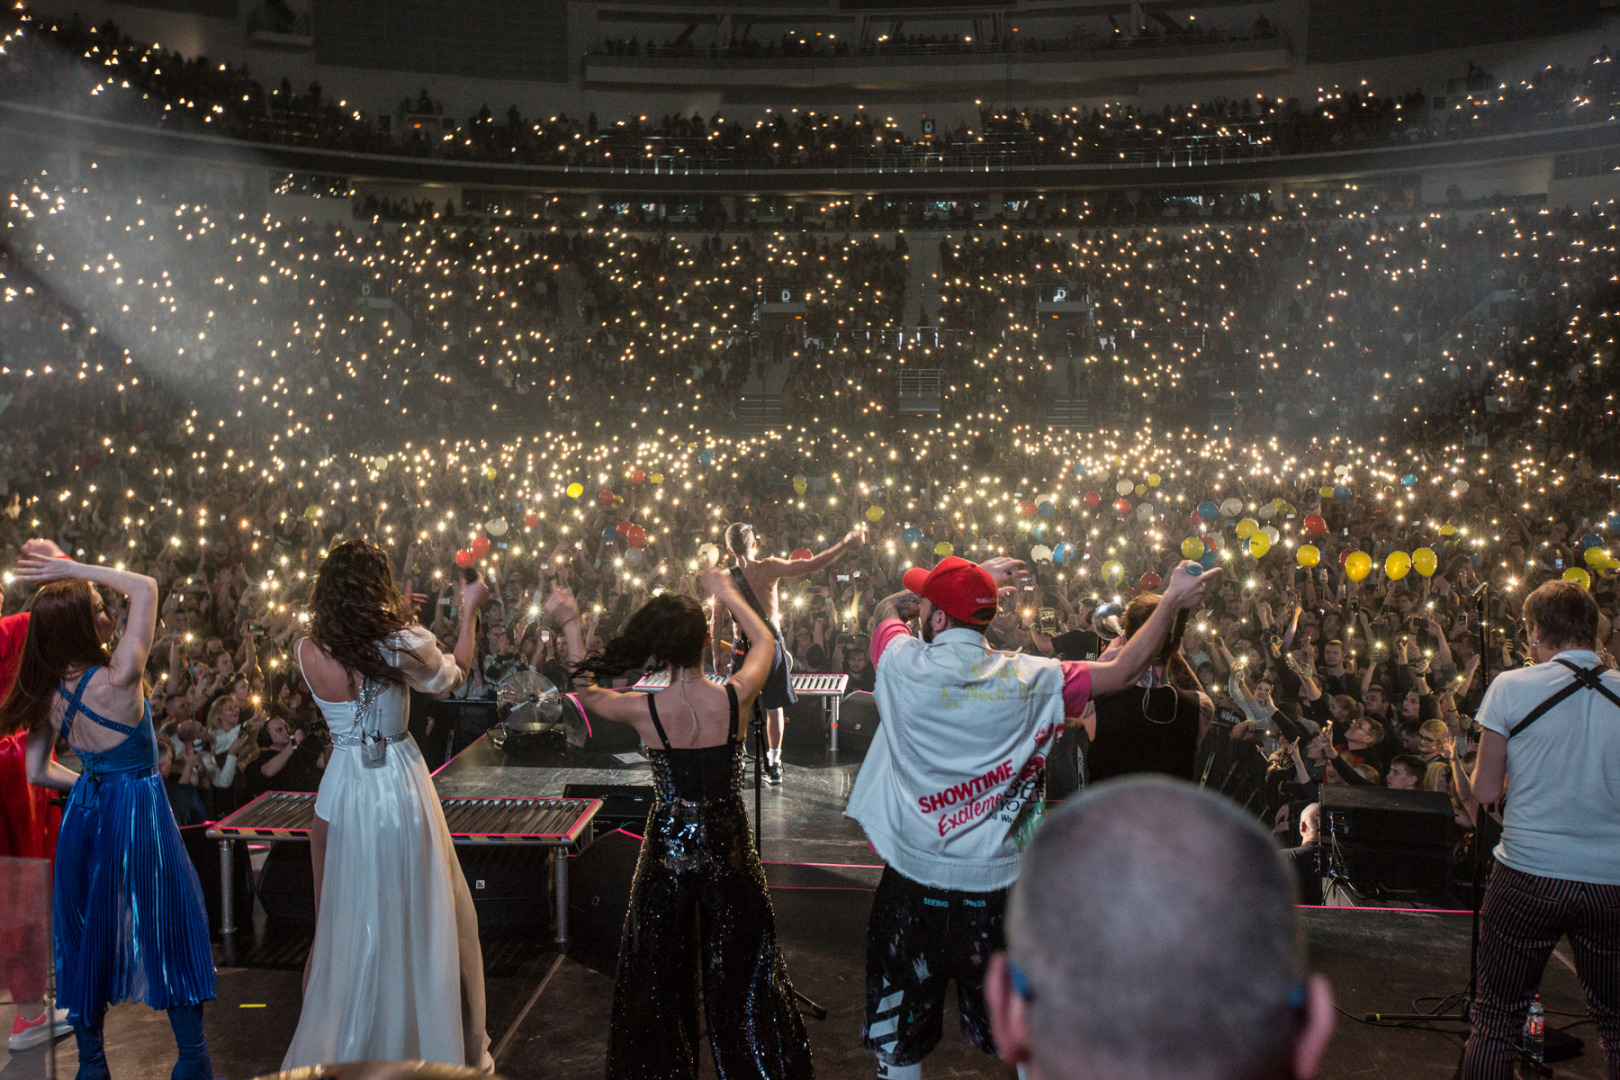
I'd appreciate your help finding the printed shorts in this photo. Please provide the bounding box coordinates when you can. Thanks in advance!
[862,866,1007,1066]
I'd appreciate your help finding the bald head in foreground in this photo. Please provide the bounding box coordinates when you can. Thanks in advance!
[987,778,1336,1080]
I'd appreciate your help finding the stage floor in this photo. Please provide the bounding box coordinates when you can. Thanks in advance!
[4,705,1613,1080]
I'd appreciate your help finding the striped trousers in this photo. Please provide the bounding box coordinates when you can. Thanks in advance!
[1461,863,1620,1080]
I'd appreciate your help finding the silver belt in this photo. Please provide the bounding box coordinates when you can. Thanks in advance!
[330,730,411,748]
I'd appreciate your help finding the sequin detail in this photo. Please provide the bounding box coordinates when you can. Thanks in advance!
[606,735,814,1080]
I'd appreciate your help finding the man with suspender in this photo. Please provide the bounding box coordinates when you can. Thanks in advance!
[1462,580,1620,1079]
[711,522,865,784]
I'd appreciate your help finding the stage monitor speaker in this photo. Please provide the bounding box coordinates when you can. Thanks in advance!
[178,825,254,936]
[567,829,641,972]
[1321,786,1454,848]
[562,784,653,832]
[832,692,880,754]
[1322,786,1455,894]
[434,699,501,756]
[259,839,551,934]
[258,842,316,925]
[459,845,550,934]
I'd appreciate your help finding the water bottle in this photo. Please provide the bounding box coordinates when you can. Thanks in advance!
[1523,993,1544,1063]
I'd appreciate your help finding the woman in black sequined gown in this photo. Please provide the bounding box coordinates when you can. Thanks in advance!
[548,570,814,1080]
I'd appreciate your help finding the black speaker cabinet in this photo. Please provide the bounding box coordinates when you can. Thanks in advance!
[257,842,316,925]
[562,784,653,832]
[567,830,642,972]
[1322,786,1456,893]
[258,839,550,934]
[460,845,550,934]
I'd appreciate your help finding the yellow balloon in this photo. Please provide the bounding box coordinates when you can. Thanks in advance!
[1135,484,1147,497]
[794,480,807,495]
[1319,485,1335,498]
[1386,550,1412,581]
[1181,537,1205,560]
[566,483,583,499]
[649,472,663,485]
[1586,546,1607,567]
[1439,524,1458,537]
[1413,547,1438,578]
[1102,560,1124,586]
[1297,544,1320,568]
[484,466,498,480]
[1345,551,1373,582]
[1148,474,1161,487]
[1235,518,1258,539]
[934,541,954,558]
[867,506,885,523]
[1248,532,1271,558]
[1565,566,1592,590]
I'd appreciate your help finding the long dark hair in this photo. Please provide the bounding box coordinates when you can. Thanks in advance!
[309,539,417,686]
[573,593,708,683]
[0,581,112,735]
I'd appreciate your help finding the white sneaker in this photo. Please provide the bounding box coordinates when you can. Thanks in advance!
[9,1005,70,1051]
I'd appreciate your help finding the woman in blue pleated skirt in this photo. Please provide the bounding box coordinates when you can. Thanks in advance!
[0,549,215,1080]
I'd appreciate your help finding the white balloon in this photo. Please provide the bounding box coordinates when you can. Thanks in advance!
[1263,525,1280,544]
[698,542,721,568]
[1115,479,1133,496]
[1221,497,1242,518]
[1452,480,1470,495]
[485,516,509,537]
[1030,544,1054,563]
[1257,504,1275,521]
[1136,502,1155,521]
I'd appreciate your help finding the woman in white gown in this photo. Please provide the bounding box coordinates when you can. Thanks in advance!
[282,540,492,1071]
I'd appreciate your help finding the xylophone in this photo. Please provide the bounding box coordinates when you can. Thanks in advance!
[208,791,600,944]
[629,671,852,749]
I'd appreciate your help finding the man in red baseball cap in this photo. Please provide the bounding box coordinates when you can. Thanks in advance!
[899,557,1000,639]
[847,553,1220,1080]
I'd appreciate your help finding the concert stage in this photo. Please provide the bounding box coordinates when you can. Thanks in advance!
[4,693,1612,1080]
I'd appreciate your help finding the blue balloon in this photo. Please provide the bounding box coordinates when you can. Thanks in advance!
[1037,500,1056,518]
[699,449,713,465]
[1607,515,1620,533]
[602,528,618,542]
[902,527,924,545]
[1580,533,1602,551]
[1198,501,1220,522]
[1333,485,1351,500]
[1401,473,1417,487]
[1053,542,1075,566]
[1030,522,1047,542]
[1199,550,1219,571]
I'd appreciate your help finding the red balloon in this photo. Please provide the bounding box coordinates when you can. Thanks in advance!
[1304,514,1327,536]
[631,470,646,485]
[599,490,615,506]
[790,548,813,561]
[455,549,474,568]
[1020,501,1038,518]
[626,525,647,549]
[1138,572,1161,592]
[616,520,633,538]
[1338,547,1355,569]
[523,512,539,529]
[1113,498,1131,515]
[1084,491,1102,508]
[471,535,491,558]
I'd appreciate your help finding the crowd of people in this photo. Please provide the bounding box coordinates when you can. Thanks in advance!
[3,4,1619,171]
